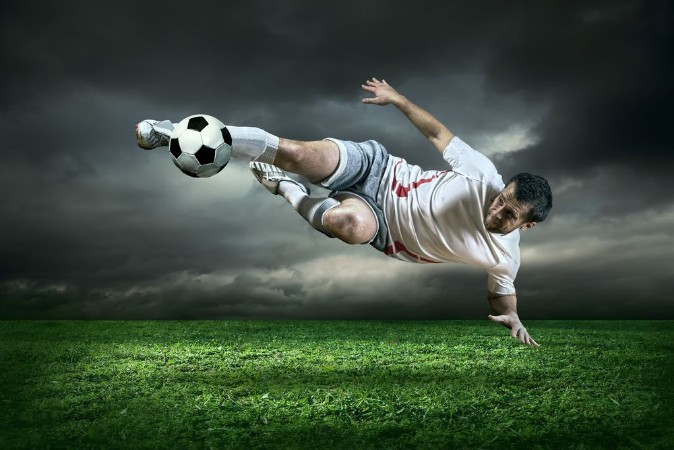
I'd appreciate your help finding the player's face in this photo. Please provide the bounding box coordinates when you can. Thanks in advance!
[485,184,536,234]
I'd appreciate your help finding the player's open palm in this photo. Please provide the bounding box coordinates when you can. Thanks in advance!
[362,78,402,106]
[488,313,540,347]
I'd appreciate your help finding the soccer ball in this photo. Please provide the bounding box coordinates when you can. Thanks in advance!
[169,114,232,178]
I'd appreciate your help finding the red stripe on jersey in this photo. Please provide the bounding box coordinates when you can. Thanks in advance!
[385,240,439,263]
[390,160,447,197]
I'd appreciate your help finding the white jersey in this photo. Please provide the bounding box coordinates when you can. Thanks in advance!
[377,136,520,295]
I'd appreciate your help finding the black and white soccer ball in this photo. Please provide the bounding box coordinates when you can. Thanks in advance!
[169,114,232,178]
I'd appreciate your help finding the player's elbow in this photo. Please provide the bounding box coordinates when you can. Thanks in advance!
[430,128,454,153]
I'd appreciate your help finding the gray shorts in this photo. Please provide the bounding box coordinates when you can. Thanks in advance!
[320,138,390,251]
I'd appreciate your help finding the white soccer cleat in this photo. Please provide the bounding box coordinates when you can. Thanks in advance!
[250,161,309,195]
[135,119,175,150]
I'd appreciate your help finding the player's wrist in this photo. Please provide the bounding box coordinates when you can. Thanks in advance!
[393,95,408,109]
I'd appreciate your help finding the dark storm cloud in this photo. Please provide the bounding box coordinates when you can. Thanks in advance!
[1,0,496,105]
[1,0,673,319]
[483,0,673,212]
[4,0,671,171]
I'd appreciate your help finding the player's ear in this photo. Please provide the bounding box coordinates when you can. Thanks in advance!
[520,222,536,231]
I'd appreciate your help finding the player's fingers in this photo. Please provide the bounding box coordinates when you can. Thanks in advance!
[362,84,376,92]
[522,332,529,345]
[523,332,539,347]
[520,329,529,344]
[383,79,389,85]
[372,77,382,83]
[366,79,377,86]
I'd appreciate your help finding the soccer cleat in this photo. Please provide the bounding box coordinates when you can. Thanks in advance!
[135,119,175,150]
[250,161,309,195]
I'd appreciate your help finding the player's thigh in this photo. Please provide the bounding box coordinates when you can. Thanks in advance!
[276,138,340,183]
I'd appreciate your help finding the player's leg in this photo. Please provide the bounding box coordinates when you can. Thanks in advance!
[136,120,338,182]
[250,162,378,244]
[137,121,382,245]
[274,138,340,184]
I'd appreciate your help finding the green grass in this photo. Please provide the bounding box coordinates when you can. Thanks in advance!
[1,320,673,449]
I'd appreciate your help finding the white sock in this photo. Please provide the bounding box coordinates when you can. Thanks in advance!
[278,181,339,236]
[227,126,279,164]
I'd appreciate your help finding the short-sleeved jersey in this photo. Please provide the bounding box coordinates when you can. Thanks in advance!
[377,136,520,295]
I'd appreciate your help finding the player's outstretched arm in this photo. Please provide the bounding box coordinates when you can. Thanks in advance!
[487,293,540,347]
[361,78,454,154]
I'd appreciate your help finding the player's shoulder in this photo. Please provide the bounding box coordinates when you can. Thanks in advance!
[442,136,499,181]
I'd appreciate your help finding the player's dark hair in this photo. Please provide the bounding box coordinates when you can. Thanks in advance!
[506,173,552,222]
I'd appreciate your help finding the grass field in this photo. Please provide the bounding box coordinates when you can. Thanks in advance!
[1,320,673,449]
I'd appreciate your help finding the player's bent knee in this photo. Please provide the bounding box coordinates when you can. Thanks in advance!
[324,207,376,245]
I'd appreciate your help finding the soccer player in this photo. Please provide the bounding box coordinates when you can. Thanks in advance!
[136,78,552,347]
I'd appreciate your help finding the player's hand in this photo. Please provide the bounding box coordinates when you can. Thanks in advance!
[488,313,540,347]
[361,78,404,106]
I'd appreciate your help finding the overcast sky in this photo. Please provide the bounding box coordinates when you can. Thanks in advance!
[1,0,672,320]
